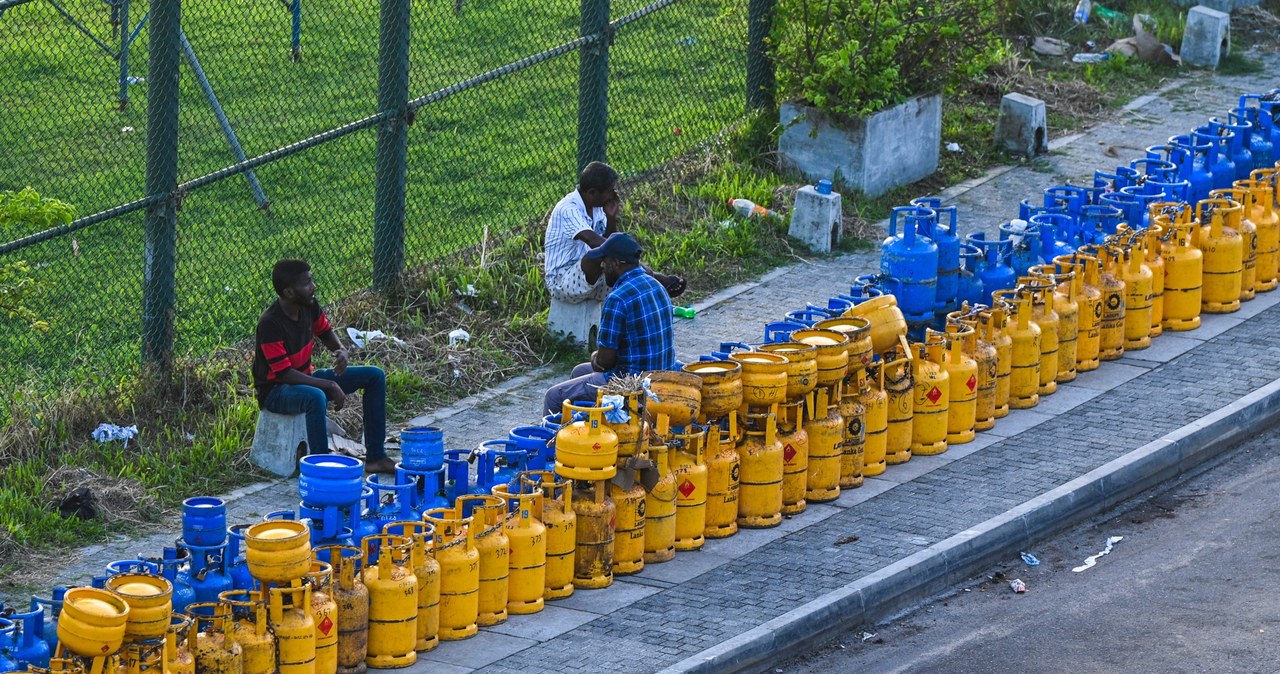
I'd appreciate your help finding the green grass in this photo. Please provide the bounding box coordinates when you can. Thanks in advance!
[0,0,747,397]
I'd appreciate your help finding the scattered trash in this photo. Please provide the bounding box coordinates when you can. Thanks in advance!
[945,142,963,153]
[1031,36,1069,57]
[1009,578,1027,593]
[673,306,696,319]
[58,487,96,520]
[1073,535,1124,572]
[447,328,470,346]
[860,631,877,642]
[718,219,736,230]
[1020,551,1041,566]
[346,327,406,348]
[121,126,134,134]
[458,284,477,297]
[126,76,145,85]
[1107,14,1179,67]
[1094,4,1126,23]
[1072,53,1110,64]
[1085,40,1097,52]
[1004,218,1030,250]
[673,126,682,136]
[599,395,630,424]
[1073,0,1091,24]
[834,534,860,546]
[729,197,779,219]
[92,423,139,447]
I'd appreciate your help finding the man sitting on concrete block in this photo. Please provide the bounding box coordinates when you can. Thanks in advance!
[543,161,687,306]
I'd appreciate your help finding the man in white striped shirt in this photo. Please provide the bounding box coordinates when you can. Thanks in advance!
[543,161,685,303]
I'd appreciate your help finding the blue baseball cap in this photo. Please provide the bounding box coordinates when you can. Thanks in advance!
[585,232,642,263]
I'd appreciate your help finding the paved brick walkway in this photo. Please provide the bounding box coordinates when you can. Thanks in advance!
[21,52,1280,674]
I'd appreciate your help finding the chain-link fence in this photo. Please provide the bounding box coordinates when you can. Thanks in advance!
[0,0,764,394]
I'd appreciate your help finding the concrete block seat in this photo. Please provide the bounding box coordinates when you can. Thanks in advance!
[250,411,349,477]
[548,297,603,349]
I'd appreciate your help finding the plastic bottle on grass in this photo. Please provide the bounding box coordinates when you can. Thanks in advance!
[1073,0,1091,24]
[729,198,778,219]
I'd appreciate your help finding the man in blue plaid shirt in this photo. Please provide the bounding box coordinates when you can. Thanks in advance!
[543,233,675,414]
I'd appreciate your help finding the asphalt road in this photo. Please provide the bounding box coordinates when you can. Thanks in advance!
[779,422,1280,674]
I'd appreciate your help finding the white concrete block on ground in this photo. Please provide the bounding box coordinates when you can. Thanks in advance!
[547,296,601,346]
[995,92,1048,158]
[1181,6,1231,69]
[788,184,842,253]
[250,410,307,477]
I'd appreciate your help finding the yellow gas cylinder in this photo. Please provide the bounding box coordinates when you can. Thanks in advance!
[681,360,742,422]
[804,384,843,498]
[643,432,678,563]
[1245,170,1279,291]
[1056,253,1101,371]
[571,480,615,589]
[645,371,702,428]
[883,352,914,465]
[736,411,784,529]
[599,389,644,459]
[1196,197,1244,313]
[757,342,819,403]
[1159,208,1203,331]
[910,332,949,456]
[215,591,276,674]
[1118,239,1154,351]
[847,294,909,356]
[776,400,809,515]
[381,522,440,652]
[671,425,709,550]
[520,471,575,600]
[730,351,789,408]
[269,583,318,674]
[118,639,163,674]
[421,507,479,641]
[106,573,171,645]
[56,586,129,674]
[304,563,340,673]
[608,459,646,576]
[492,487,547,616]
[835,381,864,489]
[814,316,874,374]
[703,419,740,539]
[1085,244,1126,360]
[189,603,241,674]
[952,308,997,431]
[314,546,368,674]
[554,402,619,481]
[793,328,851,387]
[454,494,509,627]
[997,291,1040,410]
[164,616,194,674]
[977,306,1012,419]
[358,535,414,668]
[1033,264,1078,384]
[1212,187,1258,301]
[1020,277,1059,394]
[1144,224,1166,337]
[942,323,977,445]
[858,366,888,476]
[244,520,312,587]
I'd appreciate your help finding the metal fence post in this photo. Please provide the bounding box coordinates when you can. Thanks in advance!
[746,0,776,111]
[141,0,181,373]
[372,0,412,292]
[576,0,610,172]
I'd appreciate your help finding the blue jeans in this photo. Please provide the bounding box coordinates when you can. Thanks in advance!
[264,366,387,461]
[543,362,608,416]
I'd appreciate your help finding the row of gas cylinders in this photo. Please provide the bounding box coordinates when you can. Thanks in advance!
[878,92,1280,336]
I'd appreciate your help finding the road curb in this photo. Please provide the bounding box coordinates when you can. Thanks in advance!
[662,377,1280,674]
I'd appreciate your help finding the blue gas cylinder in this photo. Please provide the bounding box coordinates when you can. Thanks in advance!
[181,496,226,547]
[1210,117,1253,181]
[1044,185,1088,220]
[0,618,18,673]
[965,232,1016,306]
[1098,191,1141,229]
[183,545,232,604]
[445,449,491,501]
[30,589,63,655]
[1193,127,1237,191]
[823,296,854,316]
[912,198,961,318]
[1143,176,1190,204]
[956,243,985,309]
[298,454,364,507]
[1130,158,1177,183]
[881,205,938,332]
[1119,186,1165,227]
[479,439,531,493]
[1234,97,1275,168]
[399,425,444,471]
[1169,134,1215,201]
[763,321,806,344]
[11,605,50,669]
[1078,204,1123,246]
[509,425,556,471]
[998,219,1041,278]
[364,474,419,533]
[783,308,829,326]
[351,485,380,545]
[156,547,197,612]
[224,524,256,591]
[1094,166,1138,193]
[104,559,160,576]
[1029,213,1075,261]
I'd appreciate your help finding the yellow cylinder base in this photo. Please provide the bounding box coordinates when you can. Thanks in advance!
[438,624,477,642]
[612,559,643,575]
[367,653,416,669]
[1010,394,1039,410]
[337,665,366,674]
[1163,316,1201,331]
[946,430,974,444]
[544,583,574,601]
[1150,325,1163,338]
[993,404,1009,419]
[1100,347,1123,361]
[737,513,781,528]
[476,609,507,627]
[703,522,738,539]
[806,486,840,502]
[555,465,617,481]
[1124,336,1151,350]
[1077,358,1100,372]
[1038,381,1057,395]
[1057,370,1077,383]
[415,636,438,653]
[642,549,675,564]
[1203,299,1240,313]
[974,417,995,431]
[573,575,613,590]
[675,535,705,551]
[911,440,947,456]
[781,501,807,515]
[884,448,912,464]
[1243,289,1256,301]
[862,459,886,477]
[508,598,544,616]
[1258,278,1278,292]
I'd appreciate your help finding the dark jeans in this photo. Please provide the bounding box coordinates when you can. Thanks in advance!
[264,366,387,461]
[543,362,608,416]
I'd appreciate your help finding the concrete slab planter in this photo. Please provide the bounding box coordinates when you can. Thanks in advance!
[779,93,942,198]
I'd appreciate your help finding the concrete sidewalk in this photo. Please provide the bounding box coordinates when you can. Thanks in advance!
[30,55,1280,674]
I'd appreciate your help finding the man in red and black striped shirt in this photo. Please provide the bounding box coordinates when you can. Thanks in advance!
[252,259,395,473]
